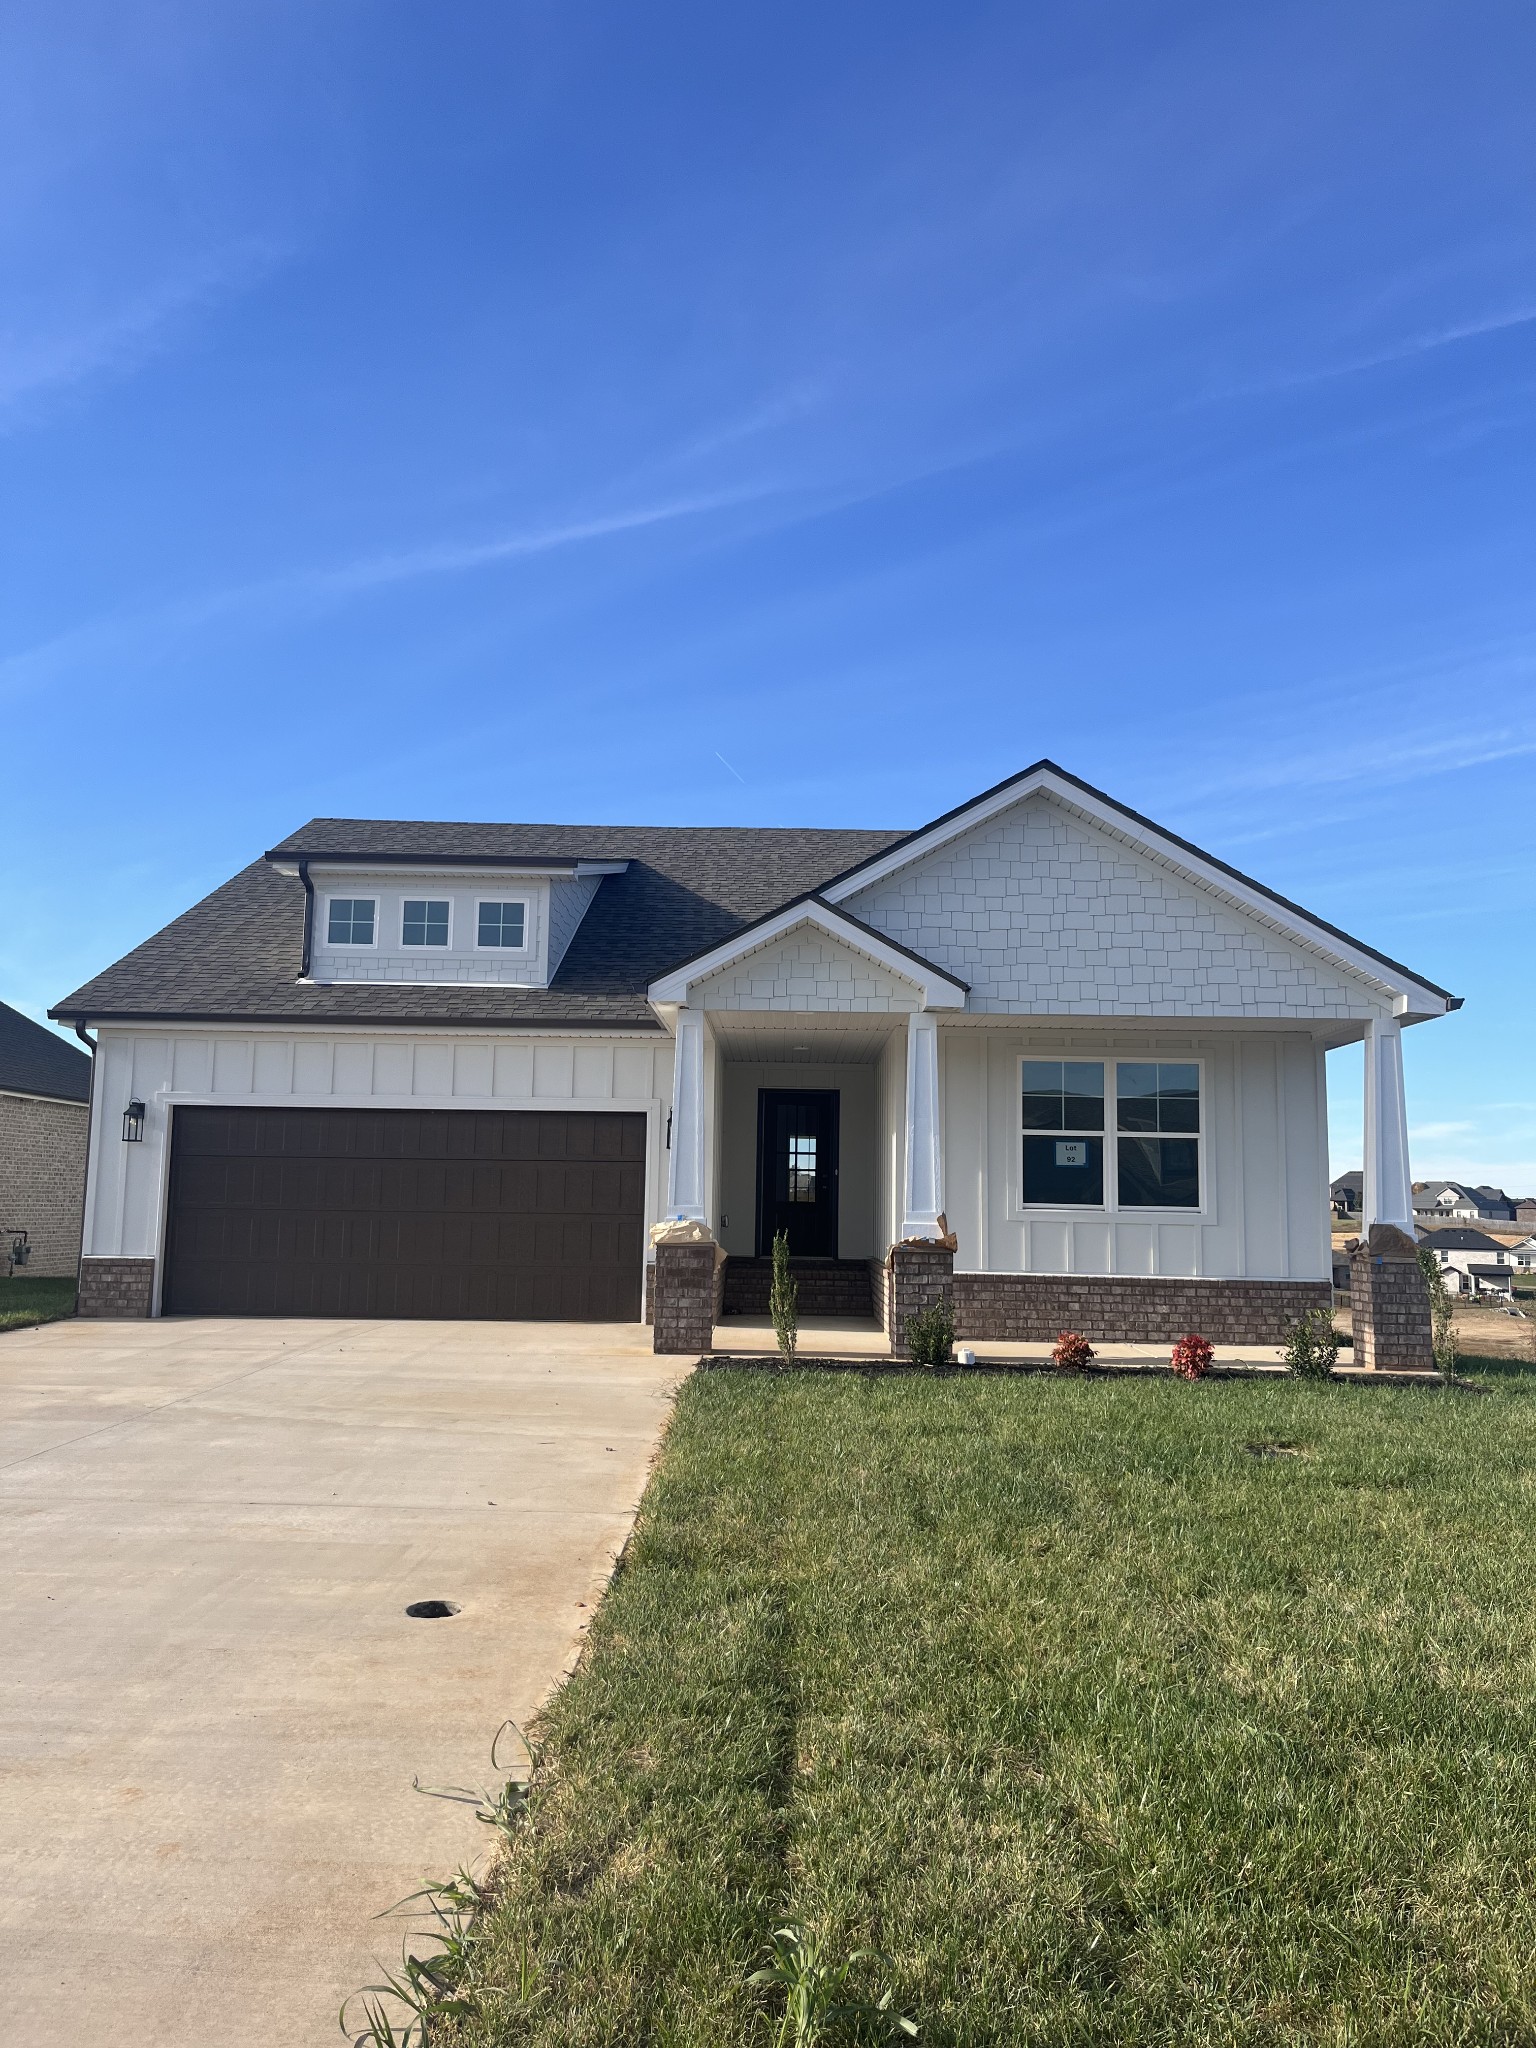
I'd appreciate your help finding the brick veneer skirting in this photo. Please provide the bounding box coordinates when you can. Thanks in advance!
[951,1273,1331,1346]
[886,1242,955,1356]
[652,1239,725,1355]
[721,1257,874,1318]
[77,1256,156,1319]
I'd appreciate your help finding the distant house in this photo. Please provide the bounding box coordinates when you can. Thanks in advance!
[1330,1171,1363,1217]
[1412,1180,1517,1224]
[0,1002,92,1278]
[1418,1225,1517,1298]
[1516,1199,1536,1226]
[1509,1236,1536,1273]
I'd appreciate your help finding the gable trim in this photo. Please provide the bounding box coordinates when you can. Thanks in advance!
[646,896,968,1008]
[818,760,1459,1017]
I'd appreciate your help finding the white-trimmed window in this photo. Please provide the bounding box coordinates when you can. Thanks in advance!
[326,897,376,947]
[477,899,528,949]
[1021,1060,1105,1207]
[1116,1062,1201,1209]
[402,898,451,947]
[1020,1057,1204,1211]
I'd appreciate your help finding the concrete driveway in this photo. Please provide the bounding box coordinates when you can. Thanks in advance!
[0,1315,679,2046]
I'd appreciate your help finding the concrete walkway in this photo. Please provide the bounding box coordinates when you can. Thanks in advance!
[0,1316,679,2046]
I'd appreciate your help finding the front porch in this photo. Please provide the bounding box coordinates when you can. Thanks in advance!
[643,892,1433,1369]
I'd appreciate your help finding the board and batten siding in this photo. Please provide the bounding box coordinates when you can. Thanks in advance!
[940,1028,1329,1282]
[82,1027,672,1278]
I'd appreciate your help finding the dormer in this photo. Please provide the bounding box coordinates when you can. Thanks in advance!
[265,854,627,988]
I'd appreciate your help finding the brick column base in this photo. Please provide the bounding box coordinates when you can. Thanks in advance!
[652,1239,724,1355]
[1349,1224,1435,1371]
[886,1241,955,1357]
[77,1257,156,1319]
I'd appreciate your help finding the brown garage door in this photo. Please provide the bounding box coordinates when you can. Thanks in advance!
[161,1106,648,1320]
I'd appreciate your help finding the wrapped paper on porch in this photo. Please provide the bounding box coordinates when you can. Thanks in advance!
[649,1217,717,1247]
[894,1210,958,1253]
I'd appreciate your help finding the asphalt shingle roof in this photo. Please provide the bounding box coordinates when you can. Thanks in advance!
[50,820,907,1029]
[0,1001,91,1100]
[1417,1226,1511,1253]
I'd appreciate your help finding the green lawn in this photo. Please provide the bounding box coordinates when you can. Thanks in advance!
[0,1274,76,1332]
[441,1360,1536,2047]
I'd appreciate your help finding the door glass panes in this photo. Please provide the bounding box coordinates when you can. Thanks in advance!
[1117,1063,1200,1207]
[478,901,526,948]
[787,1134,817,1202]
[1021,1060,1104,1205]
[402,899,451,946]
[327,898,375,946]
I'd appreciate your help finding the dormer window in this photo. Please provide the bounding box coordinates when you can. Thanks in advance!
[402,899,451,947]
[477,900,527,949]
[327,898,376,946]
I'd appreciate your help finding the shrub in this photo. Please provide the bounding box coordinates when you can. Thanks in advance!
[1170,1332,1214,1380]
[1051,1330,1096,1370]
[1417,1245,1460,1379]
[769,1230,798,1362]
[1283,1304,1339,1379]
[904,1296,955,1369]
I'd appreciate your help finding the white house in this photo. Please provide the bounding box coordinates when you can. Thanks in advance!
[1412,1179,1518,1224]
[51,762,1458,1349]
[1418,1227,1517,1298]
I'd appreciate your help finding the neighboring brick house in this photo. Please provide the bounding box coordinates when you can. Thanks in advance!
[50,760,1458,1363]
[0,1002,91,1278]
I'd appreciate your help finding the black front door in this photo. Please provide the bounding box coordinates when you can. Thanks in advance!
[756,1090,839,1257]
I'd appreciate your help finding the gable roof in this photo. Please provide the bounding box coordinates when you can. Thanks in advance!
[647,895,968,1007]
[47,768,1460,1032]
[1417,1226,1510,1252]
[820,761,1459,1016]
[50,820,905,1029]
[0,1002,91,1101]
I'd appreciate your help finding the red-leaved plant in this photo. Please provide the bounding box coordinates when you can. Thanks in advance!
[1051,1330,1095,1370]
[1170,1332,1214,1380]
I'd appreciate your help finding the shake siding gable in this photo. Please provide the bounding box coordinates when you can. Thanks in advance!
[842,796,1392,1018]
[692,933,922,1013]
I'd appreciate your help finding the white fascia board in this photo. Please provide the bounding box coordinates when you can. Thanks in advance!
[822,765,1452,1019]
[646,900,967,1008]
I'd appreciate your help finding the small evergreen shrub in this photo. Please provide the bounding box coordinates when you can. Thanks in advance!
[1170,1332,1214,1380]
[769,1230,798,1362]
[904,1296,955,1369]
[1283,1304,1339,1379]
[1051,1330,1095,1370]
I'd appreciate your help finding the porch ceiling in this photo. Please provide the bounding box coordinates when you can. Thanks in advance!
[708,1012,900,1064]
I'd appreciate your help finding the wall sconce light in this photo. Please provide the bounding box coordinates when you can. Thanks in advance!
[122,1098,146,1143]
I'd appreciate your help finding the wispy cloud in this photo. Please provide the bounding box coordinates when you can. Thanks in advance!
[0,239,284,427]
[0,485,775,698]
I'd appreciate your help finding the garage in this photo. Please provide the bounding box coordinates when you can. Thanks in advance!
[161,1106,648,1320]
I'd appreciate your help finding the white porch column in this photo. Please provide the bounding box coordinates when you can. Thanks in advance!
[901,1010,944,1238]
[1362,1016,1414,1232]
[666,1006,708,1222]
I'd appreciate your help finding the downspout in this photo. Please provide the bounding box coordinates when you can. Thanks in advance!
[298,858,314,979]
[72,1020,97,1311]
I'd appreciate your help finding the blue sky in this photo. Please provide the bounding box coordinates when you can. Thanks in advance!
[3,1,1532,1192]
